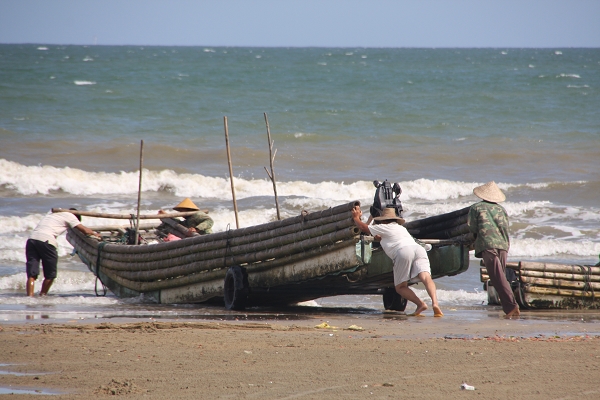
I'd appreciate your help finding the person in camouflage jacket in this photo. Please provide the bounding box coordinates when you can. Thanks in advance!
[468,181,520,318]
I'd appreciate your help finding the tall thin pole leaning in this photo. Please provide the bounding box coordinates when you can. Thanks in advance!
[263,113,281,220]
[223,116,240,229]
[134,139,144,245]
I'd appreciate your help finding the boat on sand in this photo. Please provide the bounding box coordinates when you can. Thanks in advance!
[62,201,473,311]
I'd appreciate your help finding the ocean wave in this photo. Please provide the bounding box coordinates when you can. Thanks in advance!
[0,270,98,294]
[413,288,486,306]
[511,238,600,258]
[1,159,595,206]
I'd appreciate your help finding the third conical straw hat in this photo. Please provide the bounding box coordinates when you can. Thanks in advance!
[473,181,506,203]
[372,207,406,225]
[173,198,200,212]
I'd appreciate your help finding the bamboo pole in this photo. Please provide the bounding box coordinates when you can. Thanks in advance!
[52,209,206,219]
[263,113,281,220]
[519,262,600,274]
[480,260,520,270]
[134,140,144,245]
[91,223,160,232]
[224,116,239,229]
[520,270,600,282]
[524,286,600,299]
[520,276,600,291]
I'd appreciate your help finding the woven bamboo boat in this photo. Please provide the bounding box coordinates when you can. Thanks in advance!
[64,201,473,310]
[481,261,600,309]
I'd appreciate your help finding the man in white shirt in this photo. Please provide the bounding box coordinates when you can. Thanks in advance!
[352,205,443,317]
[26,210,100,296]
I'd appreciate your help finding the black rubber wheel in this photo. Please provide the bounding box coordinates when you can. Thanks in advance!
[224,265,249,310]
[383,287,407,311]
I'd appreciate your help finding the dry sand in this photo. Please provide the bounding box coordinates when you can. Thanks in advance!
[1,312,600,399]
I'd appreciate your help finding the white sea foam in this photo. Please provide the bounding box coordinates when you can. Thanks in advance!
[0,270,97,293]
[413,288,486,306]
[556,73,580,79]
[511,238,600,257]
[74,80,96,85]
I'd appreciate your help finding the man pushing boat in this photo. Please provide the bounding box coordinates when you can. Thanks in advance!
[352,205,443,317]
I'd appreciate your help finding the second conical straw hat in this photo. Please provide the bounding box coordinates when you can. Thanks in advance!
[473,181,506,203]
[173,198,200,211]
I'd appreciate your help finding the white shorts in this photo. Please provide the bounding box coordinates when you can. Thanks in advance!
[392,245,431,286]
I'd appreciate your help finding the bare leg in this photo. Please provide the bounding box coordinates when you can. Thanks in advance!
[395,282,427,316]
[418,272,443,317]
[26,277,36,297]
[40,278,54,296]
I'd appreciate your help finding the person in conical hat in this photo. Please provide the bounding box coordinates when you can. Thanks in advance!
[352,205,443,317]
[468,181,520,318]
[158,198,213,237]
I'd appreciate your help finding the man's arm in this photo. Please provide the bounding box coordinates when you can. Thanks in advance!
[75,224,101,239]
[352,206,371,235]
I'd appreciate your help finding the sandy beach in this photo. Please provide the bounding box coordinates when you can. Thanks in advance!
[1,310,599,399]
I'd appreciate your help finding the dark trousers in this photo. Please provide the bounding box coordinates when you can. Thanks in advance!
[25,239,58,280]
[482,248,518,314]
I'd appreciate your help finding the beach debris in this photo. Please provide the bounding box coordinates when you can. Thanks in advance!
[95,379,140,395]
[314,322,338,329]
[346,324,364,331]
[243,350,252,354]
[460,382,475,390]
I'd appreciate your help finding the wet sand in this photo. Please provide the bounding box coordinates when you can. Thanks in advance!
[1,309,600,399]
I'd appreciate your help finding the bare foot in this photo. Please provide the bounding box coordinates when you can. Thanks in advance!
[433,305,444,317]
[408,303,428,316]
[504,306,521,319]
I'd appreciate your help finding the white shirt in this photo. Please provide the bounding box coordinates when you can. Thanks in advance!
[29,212,81,248]
[368,222,417,257]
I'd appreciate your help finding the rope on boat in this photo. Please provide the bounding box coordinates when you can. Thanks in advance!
[224,223,235,268]
[578,264,595,300]
[95,242,108,296]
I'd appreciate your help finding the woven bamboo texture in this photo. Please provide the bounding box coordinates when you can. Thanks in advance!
[68,201,361,292]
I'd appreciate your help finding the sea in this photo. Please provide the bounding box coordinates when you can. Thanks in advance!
[1,44,599,325]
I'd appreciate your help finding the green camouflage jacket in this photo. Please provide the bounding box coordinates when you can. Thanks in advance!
[467,201,510,258]
[182,211,214,235]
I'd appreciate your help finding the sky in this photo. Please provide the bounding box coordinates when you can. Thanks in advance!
[1,0,599,48]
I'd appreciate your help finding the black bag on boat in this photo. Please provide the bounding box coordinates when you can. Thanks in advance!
[369,179,403,218]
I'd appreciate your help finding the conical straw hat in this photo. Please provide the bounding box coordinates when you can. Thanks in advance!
[473,181,506,203]
[373,207,406,225]
[173,198,200,212]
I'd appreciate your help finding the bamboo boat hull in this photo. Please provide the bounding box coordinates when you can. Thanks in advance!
[68,201,471,308]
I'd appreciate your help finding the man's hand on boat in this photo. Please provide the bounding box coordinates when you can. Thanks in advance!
[77,225,102,240]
